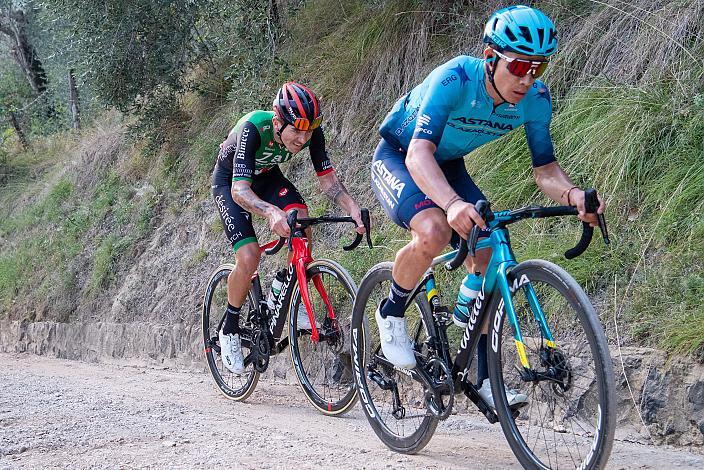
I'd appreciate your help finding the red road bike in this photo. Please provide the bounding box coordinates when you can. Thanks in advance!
[203,209,371,415]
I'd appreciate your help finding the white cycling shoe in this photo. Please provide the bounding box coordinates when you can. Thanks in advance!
[477,380,528,408]
[296,303,320,330]
[375,304,416,369]
[219,331,245,375]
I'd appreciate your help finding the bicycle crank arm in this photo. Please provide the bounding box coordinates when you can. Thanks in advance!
[462,381,499,424]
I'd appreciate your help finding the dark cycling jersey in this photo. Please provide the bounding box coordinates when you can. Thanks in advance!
[212,110,333,187]
[378,55,555,167]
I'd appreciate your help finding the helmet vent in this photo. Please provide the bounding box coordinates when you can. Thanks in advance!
[537,28,545,46]
[519,26,533,43]
[505,28,517,42]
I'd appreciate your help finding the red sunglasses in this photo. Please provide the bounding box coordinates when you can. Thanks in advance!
[493,49,550,78]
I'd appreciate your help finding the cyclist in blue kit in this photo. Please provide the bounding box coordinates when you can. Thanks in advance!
[371,5,604,407]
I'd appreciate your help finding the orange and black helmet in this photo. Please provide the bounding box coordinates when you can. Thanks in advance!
[273,82,323,132]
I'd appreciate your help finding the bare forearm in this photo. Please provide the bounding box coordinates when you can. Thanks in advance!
[534,163,577,204]
[407,147,457,209]
[231,186,274,218]
[320,174,359,214]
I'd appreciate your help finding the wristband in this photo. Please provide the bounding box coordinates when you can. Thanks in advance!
[444,195,464,213]
[561,186,578,206]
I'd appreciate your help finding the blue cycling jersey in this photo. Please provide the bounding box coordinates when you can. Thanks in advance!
[379,55,555,167]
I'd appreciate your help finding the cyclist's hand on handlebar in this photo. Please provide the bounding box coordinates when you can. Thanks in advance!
[446,201,487,237]
[268,207,291,238]
[349,206,368,234]
[571,189,605,227]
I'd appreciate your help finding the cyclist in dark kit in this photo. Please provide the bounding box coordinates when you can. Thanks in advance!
[370,5,604,407]
[212,82,365,374]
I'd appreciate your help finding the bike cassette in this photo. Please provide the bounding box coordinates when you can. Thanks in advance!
[252,328,270,373]
[424,357,454,420]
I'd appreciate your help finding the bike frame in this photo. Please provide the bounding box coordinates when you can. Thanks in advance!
[411,211,557,389]
[257,233,337,347]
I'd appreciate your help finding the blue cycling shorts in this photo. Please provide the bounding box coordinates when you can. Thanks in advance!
[371,138,488,246]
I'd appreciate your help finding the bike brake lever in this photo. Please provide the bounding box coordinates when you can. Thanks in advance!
[287,209,298,251]
[468,200,491,258]
[362,208,372,248]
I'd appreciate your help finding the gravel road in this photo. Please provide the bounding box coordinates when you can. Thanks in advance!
[1,353,702,469]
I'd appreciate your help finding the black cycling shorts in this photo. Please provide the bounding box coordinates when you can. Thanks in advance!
[212,166,307,252]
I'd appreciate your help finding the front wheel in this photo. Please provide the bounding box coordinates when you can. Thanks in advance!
[288,259,358,416]
[203,264,260,401]
[488,259,615,469]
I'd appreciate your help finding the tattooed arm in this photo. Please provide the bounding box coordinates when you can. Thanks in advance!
[232,180,290,237]
[317,171,366,234]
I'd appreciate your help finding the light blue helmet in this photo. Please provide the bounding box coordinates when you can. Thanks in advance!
[483,5,558,57]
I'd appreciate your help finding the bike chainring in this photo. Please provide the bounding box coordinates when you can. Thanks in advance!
[424,356,454,420]
[252,328,271,373]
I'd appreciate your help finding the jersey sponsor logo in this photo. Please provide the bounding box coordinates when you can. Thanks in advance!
[228,231,243,244]
[278,187,289,197]
[372,160,405,199]
[496,113,520,120]
[241,211,250,220]
[449,63,471,86]
[414,198,434,210]
[442,74,457,86]
[372,174,396,210]
[415,114,433,135]
[452,117,513,130]
[395,107,419,136]
[214,194,236,232]
[417,113,432,127]
[236,127,251,160]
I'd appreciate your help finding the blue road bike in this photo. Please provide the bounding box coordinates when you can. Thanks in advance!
[351,189,615,469]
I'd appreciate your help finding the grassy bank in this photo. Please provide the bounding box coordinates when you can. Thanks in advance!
[0,0,702,357]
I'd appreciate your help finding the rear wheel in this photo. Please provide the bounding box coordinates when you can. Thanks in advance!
[488,260,615,469]
[203,264,260,401]
[350,262,438,454]
[288,259,358,416]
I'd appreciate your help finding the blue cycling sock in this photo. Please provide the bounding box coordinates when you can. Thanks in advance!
[477,334,489,387]
[222,303,241,335]
[380,279,411,318]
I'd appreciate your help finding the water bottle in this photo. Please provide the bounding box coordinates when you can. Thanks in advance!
[266,270,286,311]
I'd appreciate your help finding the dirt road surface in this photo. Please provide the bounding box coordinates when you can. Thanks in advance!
[1,353,702,469]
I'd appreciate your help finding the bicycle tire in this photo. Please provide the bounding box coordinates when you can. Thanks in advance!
[488,259,615,469]
[203,263,260,401]
[288,259,359,416]
[350,262,438,454]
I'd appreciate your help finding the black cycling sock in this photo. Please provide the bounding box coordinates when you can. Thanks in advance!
[222,303,241,335]
[477,334,489,387]
[380,280,411,318]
